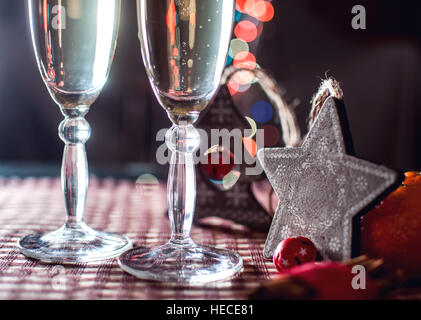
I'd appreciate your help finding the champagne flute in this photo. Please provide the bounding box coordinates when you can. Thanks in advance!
[18,0,132,264]
[118,0,243,283]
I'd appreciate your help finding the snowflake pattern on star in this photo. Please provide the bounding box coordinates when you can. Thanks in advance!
[293,165,303,176]
[325,160,337,175]
[280,225,291,239]
[337,188,346,207]
[275,163,287,176]
[307,224,318,235]
[287,202,298,215]
[354,176,368,192]
[336,175,346,186]
[319,136,330,152]
[329,237,342,252]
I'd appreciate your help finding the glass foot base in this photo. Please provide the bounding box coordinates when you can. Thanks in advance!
[118,241,243,283]
[18,222,132,264]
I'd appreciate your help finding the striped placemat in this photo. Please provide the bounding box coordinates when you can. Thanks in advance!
[0,177,275,300]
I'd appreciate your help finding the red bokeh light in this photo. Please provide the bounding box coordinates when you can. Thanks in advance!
[244,0,258,13]
[234,70,255,85]
[253,1,274,22]
[166,0,177,46]
[228,77,252,95]
[227,80,239,95]
[243,137,257,158]
[234,20,258,42]
[233,51,257,70]
[237,0,274,22]
[236,0,248,13]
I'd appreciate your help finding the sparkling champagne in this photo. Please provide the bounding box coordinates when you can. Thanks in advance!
[137,0,235,119]
[29,0,121,109]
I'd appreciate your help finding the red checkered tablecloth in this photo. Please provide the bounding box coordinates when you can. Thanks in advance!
[0,177,276,300]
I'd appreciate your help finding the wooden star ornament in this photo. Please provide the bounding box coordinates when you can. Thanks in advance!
[194,86,273,231]
[193,68,301,231]
[258,97,400,260]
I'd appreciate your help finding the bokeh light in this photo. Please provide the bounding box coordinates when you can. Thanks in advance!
[227,78,251,95]
[243,0,257,14]
[245,116,258,139]
[229,38,249,59]
[234,8,243,22]
[243,137,257,158]
[228,79,250,95]
[263,124,281,147]
[236,0,275,22]
[236,0,248,13]
[251,1,274,22]
[233,70,255,85]
[225,54,233,66]
[227,69,256,95]
[251,101,273,123]
[233,51,257,70]
[234,20,258,42]
[228,1,274,95]
[201,147,241,191]
[136,173,159,196]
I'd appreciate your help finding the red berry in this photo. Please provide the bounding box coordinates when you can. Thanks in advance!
[273,237,318,272]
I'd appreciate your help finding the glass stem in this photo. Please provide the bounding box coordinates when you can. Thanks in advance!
[166,123,200,245]
[58,106,91,228]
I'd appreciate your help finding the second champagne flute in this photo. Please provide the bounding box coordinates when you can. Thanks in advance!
[18,0,132,264]
[118,0,243,283]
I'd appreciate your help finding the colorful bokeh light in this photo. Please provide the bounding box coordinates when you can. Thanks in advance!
[201,148,241,191]
[236,0,247,12]
[233,52,257,70]
[251,1,274,22]
[251,101,273,123]
[136,173,160,196]
[263,124,281,147]
[227,79,251,95]
[236,0,274,22]
[243,137,258,158]
[234,20,258,43]
[228,1,274,95]
[233,70,255,86]
[229,38,249,59]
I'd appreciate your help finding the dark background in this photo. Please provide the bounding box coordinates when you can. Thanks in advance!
[0,0,420,177]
